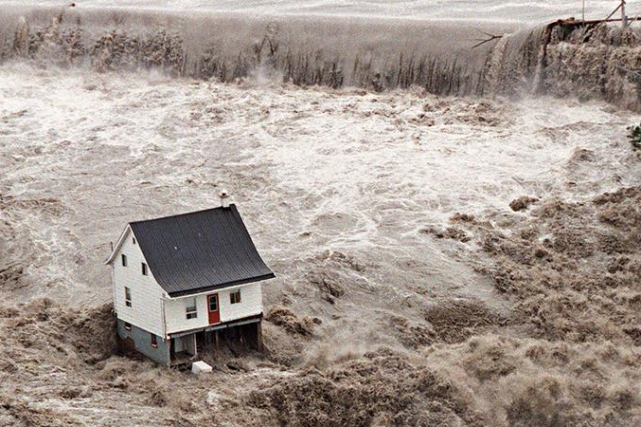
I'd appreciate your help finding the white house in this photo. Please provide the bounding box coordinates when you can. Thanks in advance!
[105,196,274,366]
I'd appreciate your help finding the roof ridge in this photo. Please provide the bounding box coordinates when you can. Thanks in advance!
[129,203,236,225]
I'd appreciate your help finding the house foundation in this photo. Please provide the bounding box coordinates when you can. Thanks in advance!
[196,320,263,355]
[117,319,171,366]
[117,315,263,367]
[169,314,263,367]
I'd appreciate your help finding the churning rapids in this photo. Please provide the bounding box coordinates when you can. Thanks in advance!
[1,3,641,427]
[2,4,641,109]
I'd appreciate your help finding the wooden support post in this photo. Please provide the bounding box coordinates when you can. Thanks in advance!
[214,330,219,355]
[605,1,624,22]
[600,0,632,28]
[256,322,263,352]
[193,334,198,356]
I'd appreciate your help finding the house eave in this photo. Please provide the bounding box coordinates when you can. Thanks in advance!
[165,273,276,298]
[167,313,263,339]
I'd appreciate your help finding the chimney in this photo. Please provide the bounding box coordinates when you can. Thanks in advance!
[219,190,231,209]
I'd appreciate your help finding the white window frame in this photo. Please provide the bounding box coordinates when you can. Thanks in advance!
[209,295,218,311]
[185,297,197,320]
[230,289,242,304]
[125,286,132,307]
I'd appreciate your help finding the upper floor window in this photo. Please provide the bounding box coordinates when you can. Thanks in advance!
[230,289,242,304]
[125,286,132,307]
[142,262,148,276]
[121,254,127,267]
[132,237,136,245]
[185,297,197,319]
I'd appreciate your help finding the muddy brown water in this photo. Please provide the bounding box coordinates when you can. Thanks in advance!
[1,5,641,427]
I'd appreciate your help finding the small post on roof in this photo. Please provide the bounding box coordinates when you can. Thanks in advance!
[220,190,230,209]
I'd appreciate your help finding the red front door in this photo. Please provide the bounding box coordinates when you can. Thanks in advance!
[208,294,220,324]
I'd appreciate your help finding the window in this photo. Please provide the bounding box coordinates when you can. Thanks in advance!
[209,295,218,311]
[124,322,132,331]
[132,237,136,245]
[121,254,127,267]
[150,333,158,348]
[142,262,148,276]
[230,289,242,304]
[125,287,132,307]
[185,297,197,319]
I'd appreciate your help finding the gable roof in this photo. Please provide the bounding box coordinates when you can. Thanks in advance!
[105,224,133,266]
[108,204,275,297]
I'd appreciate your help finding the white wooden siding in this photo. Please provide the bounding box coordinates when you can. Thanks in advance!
[112,228,166,337]
[164,282,263,334]
[164,292,209,334]
[219,282,262,323]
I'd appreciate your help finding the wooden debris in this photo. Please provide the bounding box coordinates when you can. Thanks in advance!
[471,30,504,49]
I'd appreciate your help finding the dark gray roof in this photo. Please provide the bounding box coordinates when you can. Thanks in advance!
[129,204,274,297]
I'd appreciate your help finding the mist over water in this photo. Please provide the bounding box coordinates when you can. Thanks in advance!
[4,0,641,22]
[0,5,507,93]
[2,2,641,109]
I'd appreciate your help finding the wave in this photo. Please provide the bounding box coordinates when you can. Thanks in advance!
[2,5,641,109]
